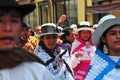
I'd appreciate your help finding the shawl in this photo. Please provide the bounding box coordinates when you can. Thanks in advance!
[85,49,120,80]
[0,47,44,69]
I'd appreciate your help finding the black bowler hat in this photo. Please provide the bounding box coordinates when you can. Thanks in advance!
[39,23,64,37]
[0,0,36,17]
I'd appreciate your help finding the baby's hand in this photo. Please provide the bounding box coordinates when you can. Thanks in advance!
[75,51,84,58]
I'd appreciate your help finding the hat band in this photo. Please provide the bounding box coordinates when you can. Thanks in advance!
[79,25,90,28]
[41,26,58,33]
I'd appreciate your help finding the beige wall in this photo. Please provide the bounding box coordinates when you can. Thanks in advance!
[86,0,93,25]
[77,0,92,24]
[77,0,85,24]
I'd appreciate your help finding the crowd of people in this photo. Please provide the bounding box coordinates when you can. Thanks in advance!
[0,0,120,80]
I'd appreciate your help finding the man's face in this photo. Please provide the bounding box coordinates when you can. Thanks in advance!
[0,10,21,51]
[66,30,75,43]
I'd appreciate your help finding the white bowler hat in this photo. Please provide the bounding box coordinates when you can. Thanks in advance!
[75,21,95,33]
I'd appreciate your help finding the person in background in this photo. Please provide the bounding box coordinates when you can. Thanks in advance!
[23,28,39,53]
[70,24,77,31]
[70,24,78,37]
[34,25,41,39]
[28,28,35,36]
[16,22,38,53]
[61,27,75,54]
[70,21,96,80]
[85,15,120,80]
[16,22,30,47]
[34,23,74,80]
[28,29,39,48]
[56,26,63,45]
[0,0,52,80]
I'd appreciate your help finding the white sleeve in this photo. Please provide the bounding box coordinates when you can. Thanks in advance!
[25,62,53,80]
[70,53,80,68]
[0,62,52,80]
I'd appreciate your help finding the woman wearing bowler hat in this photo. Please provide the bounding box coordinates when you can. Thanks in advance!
[85,15,120,80]
[34,23,74,80]
[0,0,52,80]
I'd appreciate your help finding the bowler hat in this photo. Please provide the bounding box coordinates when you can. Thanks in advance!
[39,23,64,37]
[75,21,95,33]
[92,15,120,47]
[0,0,35,17]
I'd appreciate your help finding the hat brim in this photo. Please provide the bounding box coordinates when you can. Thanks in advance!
[16,3,35,17]
[75,27,95,33]
[39,32,64,38]
[1,3,36,17]
[92,18,120,47]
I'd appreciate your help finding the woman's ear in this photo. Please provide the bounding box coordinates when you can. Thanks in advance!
[101,36,106,43]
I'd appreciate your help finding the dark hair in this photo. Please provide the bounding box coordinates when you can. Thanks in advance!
[61,27,73,40]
